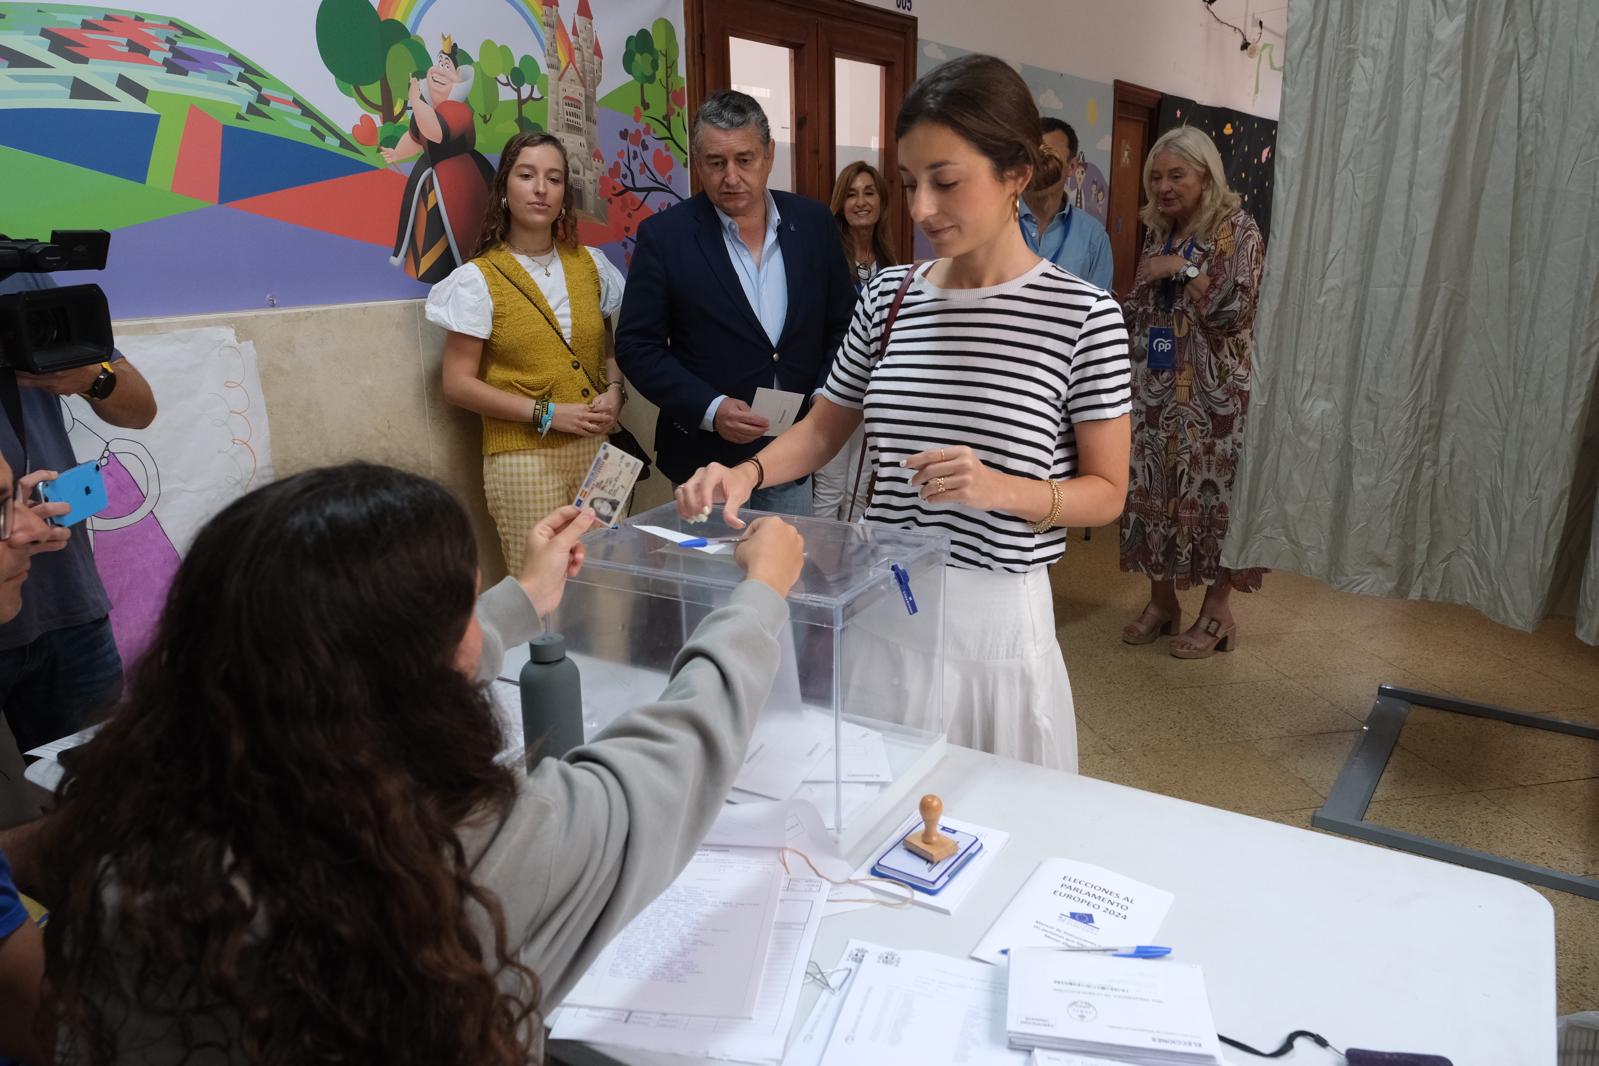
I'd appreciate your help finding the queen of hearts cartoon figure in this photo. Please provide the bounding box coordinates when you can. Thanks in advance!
[385,36,496,283]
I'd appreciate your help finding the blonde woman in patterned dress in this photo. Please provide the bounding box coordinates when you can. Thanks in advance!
[1119,126,1266,658]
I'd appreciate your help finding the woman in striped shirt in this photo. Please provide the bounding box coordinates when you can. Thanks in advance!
[677,54,1132,770]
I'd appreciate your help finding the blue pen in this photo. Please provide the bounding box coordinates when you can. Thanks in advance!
[1000,945,1172,960]
[679,535,746,549]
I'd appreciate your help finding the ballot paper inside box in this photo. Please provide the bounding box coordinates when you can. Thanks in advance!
[513,501,948,851]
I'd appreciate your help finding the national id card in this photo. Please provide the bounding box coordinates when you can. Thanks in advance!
[573,442,643,526]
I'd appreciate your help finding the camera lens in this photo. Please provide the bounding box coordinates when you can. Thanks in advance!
[25,307,69,348]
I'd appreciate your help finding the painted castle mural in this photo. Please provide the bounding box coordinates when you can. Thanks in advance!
[0,0,688,317]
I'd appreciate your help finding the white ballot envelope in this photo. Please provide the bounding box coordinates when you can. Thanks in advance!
[752,387,805,436]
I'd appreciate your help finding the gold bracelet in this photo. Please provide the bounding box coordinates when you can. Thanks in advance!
[1031,480,1062,533]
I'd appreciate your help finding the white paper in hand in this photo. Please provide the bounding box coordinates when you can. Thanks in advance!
[751,387,805,436]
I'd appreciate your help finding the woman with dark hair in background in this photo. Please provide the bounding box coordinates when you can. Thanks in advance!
[679,54,1133,771]
[429,131,628,572]
[814,160,898,519]
[0,463,803,1064]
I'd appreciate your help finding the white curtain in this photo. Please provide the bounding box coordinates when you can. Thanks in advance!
[1224,0,1599,642]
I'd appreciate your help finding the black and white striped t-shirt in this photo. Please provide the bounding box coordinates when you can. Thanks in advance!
[822,260,1132,572]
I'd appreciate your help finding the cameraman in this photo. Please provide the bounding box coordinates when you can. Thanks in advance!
[0,271,155,754]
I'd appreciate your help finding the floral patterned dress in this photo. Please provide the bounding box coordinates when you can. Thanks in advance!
[1119,207,1267,591]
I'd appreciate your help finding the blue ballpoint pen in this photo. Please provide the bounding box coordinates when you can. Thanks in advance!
[678,535,747,549]
[1000,945,1172,960]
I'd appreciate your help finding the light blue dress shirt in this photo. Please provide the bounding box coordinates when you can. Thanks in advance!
[703,191,787,431]
[1018,198,1115,291]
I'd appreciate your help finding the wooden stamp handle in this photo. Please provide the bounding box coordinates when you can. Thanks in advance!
[919,794,943,843]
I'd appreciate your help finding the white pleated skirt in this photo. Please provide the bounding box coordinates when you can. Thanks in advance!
[843,565,1077,772]
[940,566,1077,771]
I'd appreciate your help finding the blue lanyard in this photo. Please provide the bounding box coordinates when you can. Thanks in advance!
[1158,233,1198,311]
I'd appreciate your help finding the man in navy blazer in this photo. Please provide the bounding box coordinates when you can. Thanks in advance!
[616,90,857,513]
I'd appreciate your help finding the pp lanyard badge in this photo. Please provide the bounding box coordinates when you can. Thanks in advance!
[1147,326,1176,371]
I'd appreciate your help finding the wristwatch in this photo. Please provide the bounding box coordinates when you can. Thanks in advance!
[84,361,117,400]
[1174,264,1201,284]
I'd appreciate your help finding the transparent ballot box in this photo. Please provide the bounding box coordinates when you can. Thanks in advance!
[501,502,948,851]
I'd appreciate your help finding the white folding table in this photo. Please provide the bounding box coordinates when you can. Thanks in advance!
[550,745,1557,1065]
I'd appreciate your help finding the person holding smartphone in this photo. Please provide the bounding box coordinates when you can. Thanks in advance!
[0,446,75,1066]
[0,272,157,761]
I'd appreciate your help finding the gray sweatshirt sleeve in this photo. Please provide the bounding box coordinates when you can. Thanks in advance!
[462,579,789,1006]
[472,576,543,685]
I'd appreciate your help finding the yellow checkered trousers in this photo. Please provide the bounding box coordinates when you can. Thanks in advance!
[483,438,604,573]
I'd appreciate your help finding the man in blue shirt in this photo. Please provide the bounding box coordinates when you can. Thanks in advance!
[617,91,857,513]
[1020,118,1115,291]
[0,272,157,756]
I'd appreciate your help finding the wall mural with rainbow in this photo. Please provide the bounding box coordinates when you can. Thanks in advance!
[0,0,687,317]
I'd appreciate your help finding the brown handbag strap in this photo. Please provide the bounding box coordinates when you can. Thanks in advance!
[845,263,925,522]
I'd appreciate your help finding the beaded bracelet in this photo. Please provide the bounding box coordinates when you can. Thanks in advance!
[1031,479,1062,533]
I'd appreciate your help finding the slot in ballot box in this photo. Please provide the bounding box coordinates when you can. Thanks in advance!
[501,502,949,851]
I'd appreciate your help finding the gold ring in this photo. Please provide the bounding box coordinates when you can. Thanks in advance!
[935,476,946,495]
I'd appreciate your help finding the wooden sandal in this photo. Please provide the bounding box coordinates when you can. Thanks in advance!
[1122,604,1181,646]
[1169,615,1237,659]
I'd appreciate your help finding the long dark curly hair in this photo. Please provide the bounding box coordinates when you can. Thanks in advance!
[37,463,541,1064]
[473,131,580,258]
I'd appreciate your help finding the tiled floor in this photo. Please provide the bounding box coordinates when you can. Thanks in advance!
[1054,526,1599,1016]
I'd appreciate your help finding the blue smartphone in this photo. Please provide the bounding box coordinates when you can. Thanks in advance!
[38,460,109,527]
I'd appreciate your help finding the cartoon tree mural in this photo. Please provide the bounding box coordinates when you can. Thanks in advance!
[595,119,685,262]
[477,41,544,133]
[622,30,657,108]
[652,19,685,126]
[316,0,428,143]
[468,39,501,125]
[622,19,684,158]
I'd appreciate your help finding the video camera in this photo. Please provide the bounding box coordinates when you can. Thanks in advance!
[0,230,114,374]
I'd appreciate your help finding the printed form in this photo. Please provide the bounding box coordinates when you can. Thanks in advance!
[561,847,782,1018]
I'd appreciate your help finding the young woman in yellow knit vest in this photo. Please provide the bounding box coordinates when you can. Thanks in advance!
[427,131,627,571]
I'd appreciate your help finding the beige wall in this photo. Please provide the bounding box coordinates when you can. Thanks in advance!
[115,299,673,585]
[855,0,1288,119]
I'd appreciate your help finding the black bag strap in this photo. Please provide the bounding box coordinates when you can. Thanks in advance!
[0,371,26,472]
[845,263,925,522]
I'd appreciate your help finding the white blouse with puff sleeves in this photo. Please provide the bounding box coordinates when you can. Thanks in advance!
[425,246,626,343]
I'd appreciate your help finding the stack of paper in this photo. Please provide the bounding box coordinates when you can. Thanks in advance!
[972,858,1174,964]
[809,942,1027,1065]
[21,723,103,793]
[1004,950,1223,1065]
[552,801,835,1063]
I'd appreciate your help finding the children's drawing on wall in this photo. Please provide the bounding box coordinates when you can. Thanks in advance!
[59,327,273,666]
[1158,96,1278,241]
[0,0,689,319]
